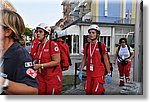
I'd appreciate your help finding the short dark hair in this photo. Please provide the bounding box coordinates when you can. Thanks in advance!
[119,38,127,44]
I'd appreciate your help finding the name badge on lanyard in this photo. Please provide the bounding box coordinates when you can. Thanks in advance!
[90,64,94,71]
[89,41,98,72]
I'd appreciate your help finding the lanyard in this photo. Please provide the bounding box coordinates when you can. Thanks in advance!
[38,40,48,64]
[90,41,98,63]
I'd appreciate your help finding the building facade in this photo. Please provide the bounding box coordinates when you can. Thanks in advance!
[55,0,136,55]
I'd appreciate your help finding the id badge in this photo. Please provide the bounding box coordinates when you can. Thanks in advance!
[90,64,94,71]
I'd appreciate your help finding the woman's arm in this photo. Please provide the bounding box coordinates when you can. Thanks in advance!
[34,53,60,70]
[0,77,38,95]
[114,47,118,64]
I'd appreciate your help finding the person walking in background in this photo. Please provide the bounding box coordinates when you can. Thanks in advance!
[33,23,62,95]
[78,25,112,95]
[56,38,72,71]
[0,9,38,95]
[30,29,40,60]
[114,38,134,86]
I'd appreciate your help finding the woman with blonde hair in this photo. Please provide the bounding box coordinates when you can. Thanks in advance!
[0,9,38,95]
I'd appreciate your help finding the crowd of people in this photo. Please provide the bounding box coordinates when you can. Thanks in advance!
[0,8,134,95]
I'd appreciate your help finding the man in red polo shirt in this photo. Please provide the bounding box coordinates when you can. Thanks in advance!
[79,25,112,95]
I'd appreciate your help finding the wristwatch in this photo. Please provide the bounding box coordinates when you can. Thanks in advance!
[41,64,44,69]
[0,72,9,91]
[2,79,9,90]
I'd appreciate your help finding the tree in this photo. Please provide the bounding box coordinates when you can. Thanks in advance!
[24,27,32,37]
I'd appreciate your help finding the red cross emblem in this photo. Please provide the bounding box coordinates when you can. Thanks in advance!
[26,68,37,78]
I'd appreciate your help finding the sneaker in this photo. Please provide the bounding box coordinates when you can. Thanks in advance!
[119,80,124,86]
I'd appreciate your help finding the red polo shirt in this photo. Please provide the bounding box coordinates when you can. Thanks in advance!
[83,42,108,77]
[35,40,61,76]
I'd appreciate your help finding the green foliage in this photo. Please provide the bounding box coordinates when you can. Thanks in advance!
[24,27,32,37]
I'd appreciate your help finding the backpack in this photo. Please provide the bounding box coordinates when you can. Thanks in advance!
[56,41,72,71]
[50,30,72,71]
[117,44,131,65]
[85,42,111,75]
[34,40,72,72]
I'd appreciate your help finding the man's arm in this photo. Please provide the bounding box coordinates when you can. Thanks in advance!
[80,55,86,71]
[103,54,111,74]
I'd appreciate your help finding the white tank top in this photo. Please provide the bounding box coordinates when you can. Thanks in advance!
[117,45,133,61]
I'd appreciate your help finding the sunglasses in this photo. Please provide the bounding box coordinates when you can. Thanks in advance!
[121,41,126,43]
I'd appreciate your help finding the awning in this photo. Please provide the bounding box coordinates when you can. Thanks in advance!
[56,25,112,37]
[57,25,79,37]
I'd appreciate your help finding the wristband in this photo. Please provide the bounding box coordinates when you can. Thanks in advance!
[107,73,111,76]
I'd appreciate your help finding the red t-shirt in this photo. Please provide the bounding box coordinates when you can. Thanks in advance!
[30,38,40,60]
[35,40,61,76]
[83,42,108,77]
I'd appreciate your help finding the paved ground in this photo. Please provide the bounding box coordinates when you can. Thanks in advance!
[62,64,142,95]
[61,65,124,95]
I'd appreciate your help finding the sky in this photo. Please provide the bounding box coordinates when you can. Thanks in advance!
[8,0,63,28]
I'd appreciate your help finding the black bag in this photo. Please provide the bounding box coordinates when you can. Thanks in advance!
[118,57,128,65]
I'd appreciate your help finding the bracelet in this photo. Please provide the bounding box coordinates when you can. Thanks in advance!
[41,64,44,69]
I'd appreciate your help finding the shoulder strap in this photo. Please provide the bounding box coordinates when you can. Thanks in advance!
[85,42,90,59]
[49,40,56,73]
[98,42,108,74]
[98,42,105,65]
[127,44,131,53]
[117,45,121,58]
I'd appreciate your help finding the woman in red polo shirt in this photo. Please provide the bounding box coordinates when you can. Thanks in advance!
[33,23,62,95]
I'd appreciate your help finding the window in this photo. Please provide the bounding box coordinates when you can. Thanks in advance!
[99,36,111,52]
[73,35,79,53]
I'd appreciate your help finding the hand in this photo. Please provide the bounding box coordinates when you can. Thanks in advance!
[78,71,82,82]
[34,64,41,70]
[126,59,131,62]
[34,64,42,73]
[106,75,112,84]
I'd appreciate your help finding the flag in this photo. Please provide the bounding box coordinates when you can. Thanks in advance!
[25,62,33,67]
